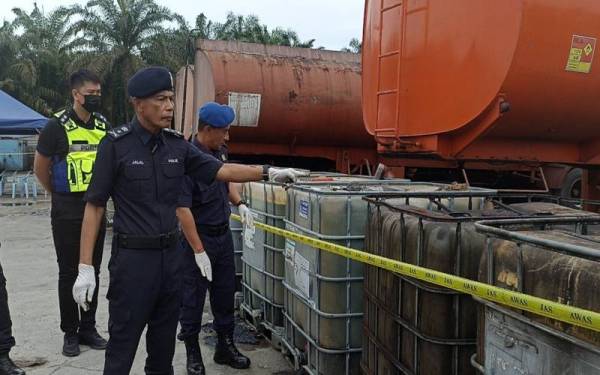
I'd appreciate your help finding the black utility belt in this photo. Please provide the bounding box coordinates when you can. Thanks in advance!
[196,223,229,237]
[115,230,179,250]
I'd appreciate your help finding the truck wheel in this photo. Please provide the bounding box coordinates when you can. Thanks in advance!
[560,168,582,199]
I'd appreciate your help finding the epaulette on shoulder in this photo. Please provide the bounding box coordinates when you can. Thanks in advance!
[107,125,132,140]
[56,110,71,127]
[93,112,110,125]
[163,128,183,138]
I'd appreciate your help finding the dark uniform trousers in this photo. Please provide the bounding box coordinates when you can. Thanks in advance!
[178,229,236,339]
[104,236,184,375]
[52,219,105,334]
[0,262,15,354]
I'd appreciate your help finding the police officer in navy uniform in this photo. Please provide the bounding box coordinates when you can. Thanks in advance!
[33,69,109,357]
[71,66,306,374]
[176,103,255,375]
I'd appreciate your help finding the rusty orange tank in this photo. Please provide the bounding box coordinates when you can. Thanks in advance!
[362,0,600,165]
[175,40,376,172]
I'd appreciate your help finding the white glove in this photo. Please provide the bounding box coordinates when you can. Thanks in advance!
[72,264,96,312]
[238,204,255,230]
[195,251,213,282]
[268,168,309,183]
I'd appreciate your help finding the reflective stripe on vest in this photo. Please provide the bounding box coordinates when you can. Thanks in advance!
[54,110,107,193]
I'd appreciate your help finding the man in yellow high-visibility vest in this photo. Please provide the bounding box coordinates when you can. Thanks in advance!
[33,69,110,357]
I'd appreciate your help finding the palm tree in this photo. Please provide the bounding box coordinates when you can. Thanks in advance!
[212,12,315,48]
[194,13,216,40]
[269,28,315,48]
[0,21,17,91]
[4,5,72,114]
[141,14,191,72]
[341,38,362,53]
[64,0,178,124]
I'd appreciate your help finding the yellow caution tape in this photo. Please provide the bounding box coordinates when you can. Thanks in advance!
[231,214,600,332]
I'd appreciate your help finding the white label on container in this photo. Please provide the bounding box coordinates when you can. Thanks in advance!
[294,251,310,297]
[228,92,261,127]
[299,199,309,219]
[285,238,295,259]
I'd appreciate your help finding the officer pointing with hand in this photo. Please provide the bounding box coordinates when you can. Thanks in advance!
[176,102,255,375]
[71,66,306,374]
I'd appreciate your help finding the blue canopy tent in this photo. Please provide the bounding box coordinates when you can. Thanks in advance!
[0,90,48,135]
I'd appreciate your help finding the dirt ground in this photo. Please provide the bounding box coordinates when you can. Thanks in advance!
[0,199,292,374]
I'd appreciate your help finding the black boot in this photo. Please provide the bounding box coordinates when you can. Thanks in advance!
[78,329,107,350]
[0,352,25,375]
[184,336,205,375]
[213,332,250,369]
[62,332,80,357]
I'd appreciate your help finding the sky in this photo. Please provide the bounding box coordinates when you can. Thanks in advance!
[0,0,365,50]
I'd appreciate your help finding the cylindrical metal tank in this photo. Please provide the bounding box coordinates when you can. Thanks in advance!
[362,0,600,164]
[476,216,600,374]
[362,196,598,375]
[192,39,373,149]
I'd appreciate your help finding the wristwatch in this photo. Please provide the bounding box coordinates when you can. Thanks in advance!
[262,164,271,181]
[234,200,247,207]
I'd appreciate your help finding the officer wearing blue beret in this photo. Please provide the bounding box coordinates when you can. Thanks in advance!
[176,102,255,374]
[71,66,307,374]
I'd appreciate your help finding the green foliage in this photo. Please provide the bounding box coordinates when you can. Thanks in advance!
[341,38,361,53]
[2,4,72,114]
[211,12,315,48]
[63,0,179,123]
[0,1,322,125]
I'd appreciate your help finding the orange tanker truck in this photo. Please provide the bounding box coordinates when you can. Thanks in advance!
[362,0,600,198]
[175,0,600,198]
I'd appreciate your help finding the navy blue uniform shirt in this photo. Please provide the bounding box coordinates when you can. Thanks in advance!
[84,118,223,235]
[177,139,231,226]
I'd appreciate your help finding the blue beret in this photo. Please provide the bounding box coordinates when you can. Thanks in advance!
[198,102,235,128]
[127,66,173,98]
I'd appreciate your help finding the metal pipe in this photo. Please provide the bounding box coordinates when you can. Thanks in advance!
[475,218,600,260]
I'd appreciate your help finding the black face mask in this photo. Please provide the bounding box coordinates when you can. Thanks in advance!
[82,94,102,113]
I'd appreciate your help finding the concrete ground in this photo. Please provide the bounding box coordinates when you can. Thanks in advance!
[0,200,292,375]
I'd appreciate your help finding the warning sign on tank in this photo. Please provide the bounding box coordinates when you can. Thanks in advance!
[566,35,597,74]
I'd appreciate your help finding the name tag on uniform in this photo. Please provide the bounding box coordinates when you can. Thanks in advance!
[131,160,145,165]
[168,158,179,164]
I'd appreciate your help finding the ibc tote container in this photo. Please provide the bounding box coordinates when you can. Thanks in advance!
[282,181,492,375]
[475,216,600,374]
[362,195,599,375]
[240,174,381,341]
[229,204,244,293]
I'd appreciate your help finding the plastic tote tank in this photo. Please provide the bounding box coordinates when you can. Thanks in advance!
[241,179,290,338]
[361,195,600,375]
[240,174,378,340]
[475,216,600,375]
[229,204,244,293]
[281,181,488,375]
